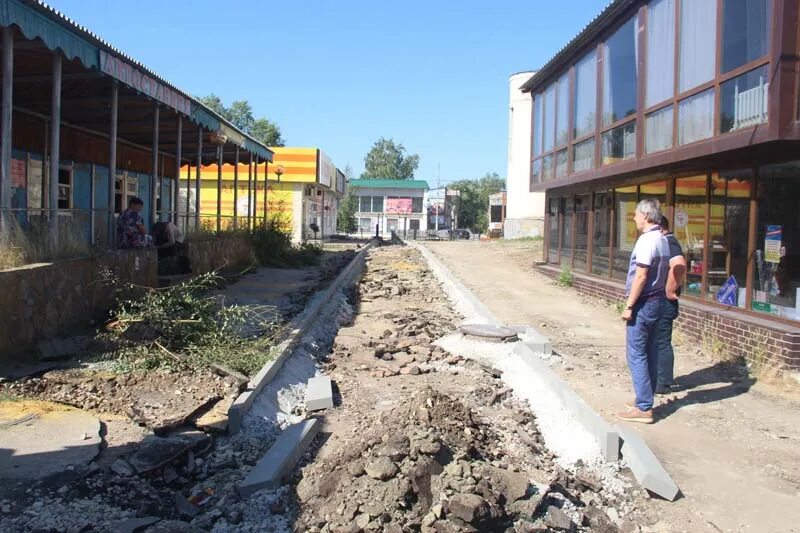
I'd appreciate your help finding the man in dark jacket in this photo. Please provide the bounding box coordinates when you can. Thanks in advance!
[655,215,686,393]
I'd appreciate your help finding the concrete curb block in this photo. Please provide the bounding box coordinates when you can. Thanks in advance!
[305,376,334,411]
[228,240,375,433]
[237,418,321,497]
[513,342,619,462]
[616,425,680,501]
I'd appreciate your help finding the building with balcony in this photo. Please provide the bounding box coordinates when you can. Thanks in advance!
[522,0,800,369]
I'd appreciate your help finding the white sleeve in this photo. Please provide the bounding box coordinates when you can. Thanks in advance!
[632,236,655,268]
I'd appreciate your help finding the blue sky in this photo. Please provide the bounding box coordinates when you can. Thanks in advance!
[48,0,607,185]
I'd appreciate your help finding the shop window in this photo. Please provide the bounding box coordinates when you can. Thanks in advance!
[555,150,568,179]
[675,175,708,297]
[409,219,420,231]
[573,51,597,139]
[679,0,716,92]
[573,138,595,173]
[372,196,384,212]
[721,0,770,74]
[28,157,44,210]
[592,191,613,276]
[114,173,138,215]
[359,195,371,212]
[531,159,542,189]
[543,84,556,153]
[412,197,423,213]
[533,94,543,157]
[555,73,570,147]
[753,162,800,321]
[359,217,372,232]
[602,14,638,126]
[387,218,398,232]
[548,198,560,263]
[612,186,638,281]
[574,194,590,271]
[542,154,554,182]
[645,106,673,154]
[720,65,768,133]
[706,170,751,304]
[561,197,575,265]
[57,167,72,210]
[646,0,676,107]
[678,89,715,145]
[639,180,667,206]
[602,122,636,165]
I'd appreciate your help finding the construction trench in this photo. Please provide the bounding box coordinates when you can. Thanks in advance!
[0,241,664,532]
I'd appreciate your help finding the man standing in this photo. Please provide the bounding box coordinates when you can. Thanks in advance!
[616,199,670,424]
[656,215,686,394]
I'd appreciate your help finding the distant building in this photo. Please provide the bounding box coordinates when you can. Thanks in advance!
[488,191,507,238]
[349,179,429,237]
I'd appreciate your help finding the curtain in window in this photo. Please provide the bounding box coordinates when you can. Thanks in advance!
[645,106,674,153]
[678,89,715,145]
[646,0,675,107]
[679,0,716,92]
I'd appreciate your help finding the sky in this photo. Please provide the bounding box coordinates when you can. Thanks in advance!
[48,0,608,186]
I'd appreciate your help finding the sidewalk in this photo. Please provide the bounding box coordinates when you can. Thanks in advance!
[424,240,800,533]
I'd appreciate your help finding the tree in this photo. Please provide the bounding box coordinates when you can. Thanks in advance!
[198,94,284,146]
[337,191,358,234]
[448,172,505,234]
[361,138,419,179]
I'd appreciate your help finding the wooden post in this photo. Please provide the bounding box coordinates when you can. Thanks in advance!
[151,103,159,226]
[253,155,259,228]
[233,146,239,230]
[0,26,12,227]
[174,116,182,224]
[195,126,202,230]
[263,160,268,224]
[216,144,222,233]
[745,166,758,311]
[108,81,118,247]
[49,52,62,244]
[247,151,253,231]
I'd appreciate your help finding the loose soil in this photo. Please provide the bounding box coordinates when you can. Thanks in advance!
[425,239,800,533]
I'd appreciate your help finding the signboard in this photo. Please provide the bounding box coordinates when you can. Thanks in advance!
[385,198,412,214]
[716,275,739,306]
[765,225,782,263]
[99,51,191,115]
[318,151,334,189]
[674,209,689,228]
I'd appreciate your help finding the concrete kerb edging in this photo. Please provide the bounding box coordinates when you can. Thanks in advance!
[228,239,376,433]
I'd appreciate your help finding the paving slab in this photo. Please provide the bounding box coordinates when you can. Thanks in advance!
[616,424,680,501]
[237,418,320,497]
[305,376,334,411]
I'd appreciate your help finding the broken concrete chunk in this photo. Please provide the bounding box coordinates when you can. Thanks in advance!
[365,457,399,481]
[447,493,492,525]
[110,458,135,477]
[128,431,210,474]
[545,505,575,531]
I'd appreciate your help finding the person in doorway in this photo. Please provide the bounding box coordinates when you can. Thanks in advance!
[116,197,151,249]
[617,199,670,424]
[655,215,686,394]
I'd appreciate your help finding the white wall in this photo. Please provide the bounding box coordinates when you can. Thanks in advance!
[505,71,545,238]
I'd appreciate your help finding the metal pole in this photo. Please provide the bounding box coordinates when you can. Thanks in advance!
[185,154,190,231]
[89,164,95,245]
[216,144,222,233]
[263,160,268,224]
[247,151,253,231]
[195,126,202,230]
[108,81,118,247]
[174,115,182,224]
[0,27,13,227]
[233,146,239,230]
[252,155,259,228]
[49,52,62,244]
[150,103,159,226]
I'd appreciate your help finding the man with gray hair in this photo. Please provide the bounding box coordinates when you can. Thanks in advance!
[617,198,670,424]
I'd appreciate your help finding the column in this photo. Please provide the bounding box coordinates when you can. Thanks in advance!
[173,116,182,224]
[262,160,268,223]
[108,81,118,247]
[49,52,62,243]
[233,146,239,230]
[0,27,12,227]
[195,126,202,230]
[247,151,253,231]
[252,155,259,228]
[216,144,222,233]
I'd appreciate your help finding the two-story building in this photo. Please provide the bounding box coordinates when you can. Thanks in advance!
[349,179,429,237]
[523,0,800,369]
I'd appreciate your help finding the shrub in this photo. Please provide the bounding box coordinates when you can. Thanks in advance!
[557,265,574,287]
[250,218,323,268]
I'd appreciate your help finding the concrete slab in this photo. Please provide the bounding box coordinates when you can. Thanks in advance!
[0,401,101,480]
[616,424,680,501]
[305,376,333,411]
[459,324,519,342]
[237,418,320,497]
[127,431,210,474]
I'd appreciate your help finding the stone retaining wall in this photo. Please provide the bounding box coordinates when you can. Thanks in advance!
[0,249,157,358]
[534,264,800,372]
[185,234,255,275]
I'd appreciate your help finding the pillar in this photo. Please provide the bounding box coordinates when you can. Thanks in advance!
[49,52,62,243]
[108,81,118,247]
[174,115,182,224]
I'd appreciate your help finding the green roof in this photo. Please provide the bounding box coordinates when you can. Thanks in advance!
[350,179,429,190]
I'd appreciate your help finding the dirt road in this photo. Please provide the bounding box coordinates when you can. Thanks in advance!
[424,239,800,533]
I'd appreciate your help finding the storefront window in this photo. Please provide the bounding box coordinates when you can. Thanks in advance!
[556,73,570,147]
[574,194,590,271]
[548,198,560,263]
[612,186,638,281]
[543,85,556,153]
[574,51,597,139]
[412,197,423,213]
[646,0,676,107]
[679,0,716,92]
[561,196,575,264]
[721,0,770,73]
[675,175,708,296]
[753,162,800,321]
[592,191,612,276]
[555,150,568,179]
[573,138,595,173]
[533,94,543,158]
[707,170,751,304]
[678,89,715,145]
[602,122,636,165]
[645,106,673,154]
[372,196,384,212]
[359,196,371,212]
[720,65,769,133]
[602,14,638,126]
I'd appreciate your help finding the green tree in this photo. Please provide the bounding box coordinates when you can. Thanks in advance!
[251,118,285,147]
[361,137,419,179]
[198,94,284,146]
[337,191,358,234]
[198,94,226,116]
[226,100,255,132]
[448,172,505,233]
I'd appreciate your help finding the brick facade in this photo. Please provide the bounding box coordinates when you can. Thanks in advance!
[535,264,800,371]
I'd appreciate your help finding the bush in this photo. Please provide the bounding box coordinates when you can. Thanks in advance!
[557,265,573,287]
[251,219,323,268]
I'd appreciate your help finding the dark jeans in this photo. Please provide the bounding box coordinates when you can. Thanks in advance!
[626,296,664,411]
[656,298,680,389]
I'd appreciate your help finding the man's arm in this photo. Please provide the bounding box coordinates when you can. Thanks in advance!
[666,256,687,300]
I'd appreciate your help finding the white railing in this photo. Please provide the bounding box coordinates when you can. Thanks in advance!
[733,78,768,130]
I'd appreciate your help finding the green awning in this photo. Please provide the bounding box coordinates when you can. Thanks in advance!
[0,0,98,68]
[189,102,221,133]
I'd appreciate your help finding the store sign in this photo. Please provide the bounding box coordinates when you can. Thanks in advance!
[318,151,334,188]
[100,51,191,115]
[674,209,689,229]
[765,225,782,264]
[386,198,412,214]
[716,276,738,306]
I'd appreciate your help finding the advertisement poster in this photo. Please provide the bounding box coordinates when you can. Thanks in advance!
[385,198,412,214]
[765,225,782,264]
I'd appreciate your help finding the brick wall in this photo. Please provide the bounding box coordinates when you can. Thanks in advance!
[535,264,800,371]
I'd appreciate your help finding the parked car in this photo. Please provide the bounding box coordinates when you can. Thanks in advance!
[451,229,471,240]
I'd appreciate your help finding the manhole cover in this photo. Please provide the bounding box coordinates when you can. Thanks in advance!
[459,324,519,343]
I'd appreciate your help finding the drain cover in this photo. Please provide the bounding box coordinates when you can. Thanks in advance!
[459,324,519,343]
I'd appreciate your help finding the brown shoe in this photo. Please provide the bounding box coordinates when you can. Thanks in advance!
[615,407,654,424]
